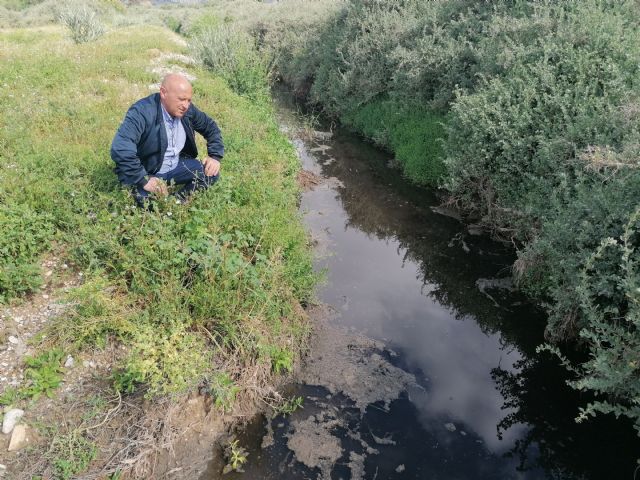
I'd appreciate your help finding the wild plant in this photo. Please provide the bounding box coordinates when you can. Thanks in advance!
[58,4,105,44]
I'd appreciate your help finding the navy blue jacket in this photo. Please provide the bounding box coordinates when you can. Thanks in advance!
[110,93,224,187]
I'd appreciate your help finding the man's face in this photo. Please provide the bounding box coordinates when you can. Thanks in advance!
[160,81,192,118]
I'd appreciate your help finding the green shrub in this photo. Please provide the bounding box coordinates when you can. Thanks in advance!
[208,372,239,411]
[58,4,105,44]
[185,11,222,37]
[444,1,639,238]
[538,206,640,433]
[189,24,268,100]
[0,204,54,301]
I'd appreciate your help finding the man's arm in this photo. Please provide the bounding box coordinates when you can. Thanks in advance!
[189,104,224,161]
[110,105,150,187]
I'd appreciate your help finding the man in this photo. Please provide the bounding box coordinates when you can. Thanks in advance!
[111,73,223,205]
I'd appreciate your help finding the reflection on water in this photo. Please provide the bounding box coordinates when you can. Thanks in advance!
[201,91,639,479]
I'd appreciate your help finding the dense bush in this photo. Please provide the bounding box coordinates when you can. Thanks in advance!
[228,0,640,432]
[444,2,639,236]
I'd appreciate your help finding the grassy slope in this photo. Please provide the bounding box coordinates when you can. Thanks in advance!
[0,23,313,407]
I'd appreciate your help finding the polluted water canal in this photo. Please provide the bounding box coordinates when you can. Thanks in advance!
[200,92,639,480]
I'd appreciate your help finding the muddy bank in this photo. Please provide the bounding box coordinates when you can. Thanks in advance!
[284,305,423,479]
[299,305,419,412]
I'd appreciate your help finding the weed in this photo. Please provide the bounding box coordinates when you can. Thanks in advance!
[277,395,303,415]
[112,361,146,395]
[48,431,97,480]
[0,387,20,407]
[222,439,248,474]
[109,470,122,480]
[269,347,294,375]
[209,372,239,412]
[22,348,65,400]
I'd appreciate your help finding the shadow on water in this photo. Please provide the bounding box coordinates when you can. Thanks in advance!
[200,88,639,479]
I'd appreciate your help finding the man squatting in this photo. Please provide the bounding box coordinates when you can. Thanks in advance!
[110,73,224,205]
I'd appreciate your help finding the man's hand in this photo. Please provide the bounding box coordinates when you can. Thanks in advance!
[203,156,221,177]
[143,177,168,196]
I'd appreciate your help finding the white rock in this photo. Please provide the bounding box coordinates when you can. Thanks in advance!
[8,424,31,451]
[7,336,18,345]
[444,422,456,432]
[64,355,74,368]
[2,409,24,434]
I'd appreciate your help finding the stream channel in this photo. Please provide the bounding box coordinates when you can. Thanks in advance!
[201,91,639,480]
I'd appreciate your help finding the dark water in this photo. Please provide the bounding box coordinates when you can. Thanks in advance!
[201,92,639,480]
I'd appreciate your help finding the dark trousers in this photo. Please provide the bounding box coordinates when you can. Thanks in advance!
[134,158,218,206]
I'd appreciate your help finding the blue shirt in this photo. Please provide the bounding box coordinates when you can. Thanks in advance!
[157,103,186,174]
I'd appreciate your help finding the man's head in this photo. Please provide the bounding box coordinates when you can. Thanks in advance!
[160,73,193,118]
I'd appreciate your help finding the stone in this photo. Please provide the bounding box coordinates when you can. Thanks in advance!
[2,409,24,434]
[7,336,18,345]
[395,464,405,473]
[8,424,32,451]
[444,422,456,432]
[64,355,74,368]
